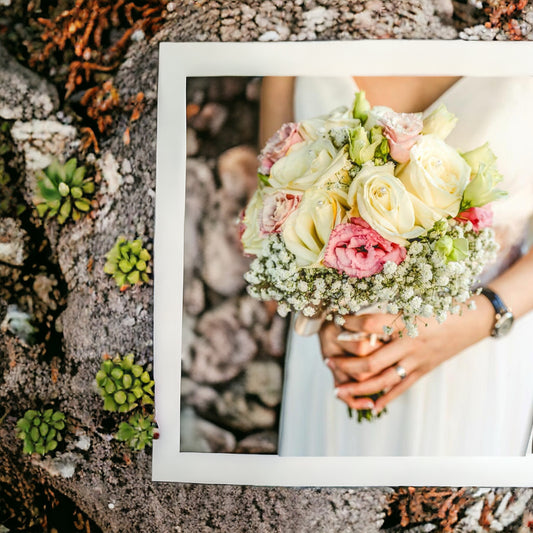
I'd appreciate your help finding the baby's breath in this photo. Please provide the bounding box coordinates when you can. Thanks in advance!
[244,225,498,337]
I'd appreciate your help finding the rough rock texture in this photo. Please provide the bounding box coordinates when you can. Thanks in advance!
[0,44,59,121]
[1,1,533,532]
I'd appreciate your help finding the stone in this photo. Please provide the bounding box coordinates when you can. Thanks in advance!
[183,276,205,316]
[236,430,277,454]
[186,127,199,156]
[180,407,236,453]
[190,301,257,383]
[193,379,276,433]
[245,360,283,407]
[10,119,78,173]
[217,145,259,202]
[200,218,250,296]
[0,44,59,121]
[98,151,123,195]
[191,102,228,135]
[0,218,27,266]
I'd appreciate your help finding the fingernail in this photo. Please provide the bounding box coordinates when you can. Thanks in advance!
[371,408,379,416]
[363,401,374,409]
[334,387,341,397]
[325,358,335,369]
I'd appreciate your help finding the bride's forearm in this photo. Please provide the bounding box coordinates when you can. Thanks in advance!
[259,77,295,147]
[487,246,533,320]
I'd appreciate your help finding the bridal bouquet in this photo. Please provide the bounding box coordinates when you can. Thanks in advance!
[241,92,506,337]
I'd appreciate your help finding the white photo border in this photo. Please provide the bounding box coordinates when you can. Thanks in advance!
[153,40,533,485]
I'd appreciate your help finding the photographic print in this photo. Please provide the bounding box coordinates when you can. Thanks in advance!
[154,41,533,485]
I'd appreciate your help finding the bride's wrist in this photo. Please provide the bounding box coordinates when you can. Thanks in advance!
[469,294,496,342]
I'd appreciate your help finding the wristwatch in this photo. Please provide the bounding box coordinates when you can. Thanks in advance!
[480,287,514,338]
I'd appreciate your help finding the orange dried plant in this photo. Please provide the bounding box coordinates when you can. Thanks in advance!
[29,0,168,97]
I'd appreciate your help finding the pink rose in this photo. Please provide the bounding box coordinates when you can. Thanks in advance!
[260,191,301,234]
[376,110,423,163]
[323,217,406,278]
[258,123,303,175]
[455,206,493,232]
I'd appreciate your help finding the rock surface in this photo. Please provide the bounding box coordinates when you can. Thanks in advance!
[1,2,533,532]
[0,44,59,121]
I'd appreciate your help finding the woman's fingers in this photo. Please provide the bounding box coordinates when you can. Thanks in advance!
[373,371,421,413]
[335,354,415,397]
[341,313,397,335]
[329,339,409,381]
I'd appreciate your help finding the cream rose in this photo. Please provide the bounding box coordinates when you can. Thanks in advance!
[299,107,361,141]
[269,138,338,191]
[347,163,425,245]
[422,104,458,140]
[240,189,264,256]
[397,134,471,223]
[282,188,347,266]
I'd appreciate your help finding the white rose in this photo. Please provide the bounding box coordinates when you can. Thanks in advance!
[299,106,361,141]
[397,134,471,222]
[282,188,347,266]
[422,104,458,140]
[241,189,264,256]
[347,162,425,245]
[269,138,338,191]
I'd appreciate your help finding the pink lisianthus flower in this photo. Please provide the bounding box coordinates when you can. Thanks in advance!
[260,191,301,234]
[323,217,406,278]
[376,110,423,163]
[258,122,304,175]
[455,206,493,232]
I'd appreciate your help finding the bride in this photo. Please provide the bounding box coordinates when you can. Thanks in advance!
[259,76,533,456]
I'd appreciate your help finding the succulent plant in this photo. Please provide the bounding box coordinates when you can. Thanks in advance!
[16,408,66,455]
[34,158,95,224]
[104,237,151,289]
[115,412,155,451]
[95,353,154,413]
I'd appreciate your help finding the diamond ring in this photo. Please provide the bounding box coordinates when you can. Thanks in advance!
[395,364,407,380]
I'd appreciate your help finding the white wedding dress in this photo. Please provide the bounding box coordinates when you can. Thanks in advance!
[278,76,533,456]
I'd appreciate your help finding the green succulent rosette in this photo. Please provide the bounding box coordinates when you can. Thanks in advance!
[115,412,155,451]
[34,158,95,224]
[95,353,154,413]
[16,408,66,456]
[104,237,152,289]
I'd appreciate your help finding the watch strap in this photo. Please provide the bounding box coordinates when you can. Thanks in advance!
[480,287,508,316]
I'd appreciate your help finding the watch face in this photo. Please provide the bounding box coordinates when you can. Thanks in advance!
[494,312,514,337]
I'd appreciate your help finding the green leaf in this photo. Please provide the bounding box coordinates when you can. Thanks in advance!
[111,367,123,380]
[130,240,142,255]
[119,259,133,273]
[64,158,78,179]
[71,166,86,186]
[127,270,140,285]
[132,365,143,378]
[46,440,58,452]
[74,199,91,212]
[82,181,95,194]
[58,182,70,197]
[105,380,116,394]
[122,374,132,389]
[70,186,83,199]
[104,396,117,411]
[39,422,49,437]
[17,418,31,432]
[114,390,127,405]
[30,427,40,442]
[139,249,151,262]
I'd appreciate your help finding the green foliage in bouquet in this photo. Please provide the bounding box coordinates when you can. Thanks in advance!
[95,353,154,413]
[16,408,66,455]
[115,412,155,451]
[104,237,151,289]
[34,158,95,224]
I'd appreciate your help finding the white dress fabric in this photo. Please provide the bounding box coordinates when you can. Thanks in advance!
[279,77,533,456]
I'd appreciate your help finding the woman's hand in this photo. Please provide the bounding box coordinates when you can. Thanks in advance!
[319,295,495,413]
